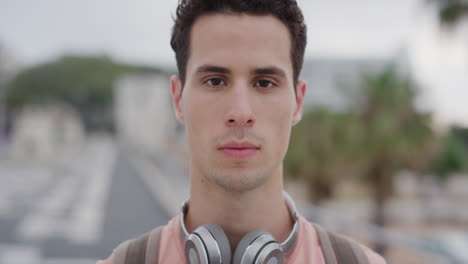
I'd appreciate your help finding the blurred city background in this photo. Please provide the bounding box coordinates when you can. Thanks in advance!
[0,0,467,263]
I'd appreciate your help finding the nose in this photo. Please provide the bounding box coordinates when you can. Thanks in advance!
[225,88,255,128]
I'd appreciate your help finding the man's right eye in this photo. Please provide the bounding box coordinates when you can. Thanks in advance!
[205,78,226,87]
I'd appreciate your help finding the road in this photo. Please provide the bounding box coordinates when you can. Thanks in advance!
[0,136,171,264]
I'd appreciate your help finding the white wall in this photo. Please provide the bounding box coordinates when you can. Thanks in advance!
[10,103,85,161]
[114,73,177,155]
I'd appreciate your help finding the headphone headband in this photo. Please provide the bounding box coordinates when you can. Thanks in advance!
[179,191,299,255]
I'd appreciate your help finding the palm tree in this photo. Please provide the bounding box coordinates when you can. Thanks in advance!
[351,66,435,254]
[285,65,436,255]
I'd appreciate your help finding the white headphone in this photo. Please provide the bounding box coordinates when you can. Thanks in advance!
[179,192,300,264]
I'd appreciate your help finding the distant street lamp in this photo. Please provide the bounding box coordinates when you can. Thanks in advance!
[0,43,6,142]
[0,42,18,144]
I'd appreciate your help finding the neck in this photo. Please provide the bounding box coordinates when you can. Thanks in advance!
[184,166,294,251]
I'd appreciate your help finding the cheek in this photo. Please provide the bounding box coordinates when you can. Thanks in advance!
[273,111,293,143]
[182,93,223,145]
[268,90,295,126]
[262,98,295,154]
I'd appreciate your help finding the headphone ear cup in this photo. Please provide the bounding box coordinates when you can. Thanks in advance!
[232,230,273,264]
[203,223,232,264]
[185,224,231,264]
[185,231,208,264]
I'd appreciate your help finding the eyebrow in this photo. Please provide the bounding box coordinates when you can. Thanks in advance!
[196,65,231,74]
[252,66,287,79]
[195,64,287,79]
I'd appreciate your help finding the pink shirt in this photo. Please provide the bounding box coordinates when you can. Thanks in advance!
[98,215,386,264]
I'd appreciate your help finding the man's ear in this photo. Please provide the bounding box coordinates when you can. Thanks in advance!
[170,75,184,123]
[292,80,307,126]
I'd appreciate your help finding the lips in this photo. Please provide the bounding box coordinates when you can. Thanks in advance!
[218,141,260,159]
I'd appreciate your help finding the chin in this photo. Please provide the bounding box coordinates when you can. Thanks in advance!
[208,167,271,192]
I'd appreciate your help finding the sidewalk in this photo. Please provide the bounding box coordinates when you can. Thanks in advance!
[125,145,189,217]
[0,134,118,264]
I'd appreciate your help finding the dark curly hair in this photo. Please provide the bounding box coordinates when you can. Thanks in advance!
[170,0,307,88]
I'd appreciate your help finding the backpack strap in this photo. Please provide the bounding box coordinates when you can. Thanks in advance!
[112,226,164,264]
[144,226,165,263]
[314,224,338,264]
[125,232,149,264]
[313,223,370,264]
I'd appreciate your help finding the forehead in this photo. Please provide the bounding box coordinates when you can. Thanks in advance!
[187,13,292,77]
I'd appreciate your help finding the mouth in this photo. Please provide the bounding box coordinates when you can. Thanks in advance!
[218,141,260,159]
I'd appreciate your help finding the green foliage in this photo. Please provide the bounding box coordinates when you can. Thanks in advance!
[451,126,468,148]
[430,0,468,25]
[433,127,468,179]
[6,55,161,131]
[285,108,360,202]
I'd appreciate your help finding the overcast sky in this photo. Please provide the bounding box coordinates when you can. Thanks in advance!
[1,0,467,127]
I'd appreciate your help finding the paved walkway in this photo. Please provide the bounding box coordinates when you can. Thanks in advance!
[0,135,171,264]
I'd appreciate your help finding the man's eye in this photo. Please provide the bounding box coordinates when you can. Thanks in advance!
[255,80,274,88]
[205,78,226,87]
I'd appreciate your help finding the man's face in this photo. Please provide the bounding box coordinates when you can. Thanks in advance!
[171,13,306,192]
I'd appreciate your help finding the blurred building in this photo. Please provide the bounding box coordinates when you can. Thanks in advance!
[10,103,85,161]
[114,73,179,156]
[300,49,410,110]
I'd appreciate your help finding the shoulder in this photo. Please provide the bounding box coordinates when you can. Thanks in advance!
[360,244,387,264]
[95,216,181,264]
[96,255,113,264]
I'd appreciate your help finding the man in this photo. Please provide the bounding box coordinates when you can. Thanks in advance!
[98,0,386,263]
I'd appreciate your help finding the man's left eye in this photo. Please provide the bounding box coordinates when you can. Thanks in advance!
[255,80,274,88]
